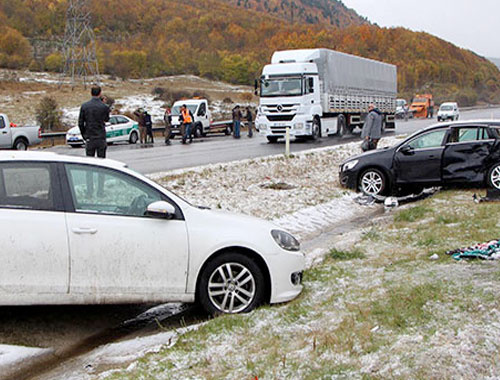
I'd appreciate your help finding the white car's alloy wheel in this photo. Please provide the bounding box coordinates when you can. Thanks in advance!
[208,262,256,314]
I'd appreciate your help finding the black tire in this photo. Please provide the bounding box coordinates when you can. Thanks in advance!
[129,131,138,144]
[311,118,321,140]
[197,252,266,315]
[193,123,203,138]
[487,164,500,190]
[359,168,387,196]
[70,144,82,148]
[337,114,347,136]
[267,136,278,143]
[14,138,28,151]
[225,125,232,135]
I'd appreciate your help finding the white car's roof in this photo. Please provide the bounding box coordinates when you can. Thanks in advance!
[0,151,127,170]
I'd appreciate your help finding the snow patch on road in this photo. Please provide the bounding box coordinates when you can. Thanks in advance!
[0,344,52,369]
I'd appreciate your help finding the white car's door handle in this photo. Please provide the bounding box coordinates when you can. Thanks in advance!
[72,227,98,235]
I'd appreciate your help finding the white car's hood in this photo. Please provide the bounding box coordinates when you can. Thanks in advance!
[67,126,81,136]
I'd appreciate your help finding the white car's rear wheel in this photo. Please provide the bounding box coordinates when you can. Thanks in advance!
[198,252,265,315]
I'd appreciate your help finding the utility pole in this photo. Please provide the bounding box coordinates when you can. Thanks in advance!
[61,0,99,88]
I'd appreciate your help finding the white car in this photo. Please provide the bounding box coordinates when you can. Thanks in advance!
[437,102,460,122]
[0,152,304,314]
[66,115,139,147]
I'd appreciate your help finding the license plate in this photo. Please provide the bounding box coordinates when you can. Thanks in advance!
[273,123,287,127]
[68,137,79,141]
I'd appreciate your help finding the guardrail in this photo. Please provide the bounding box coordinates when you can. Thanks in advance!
[39,120,236,147]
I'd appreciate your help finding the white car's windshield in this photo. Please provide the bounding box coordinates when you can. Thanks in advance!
[440,105,453,111]
[261,77,302,97]
[172,105,198,116]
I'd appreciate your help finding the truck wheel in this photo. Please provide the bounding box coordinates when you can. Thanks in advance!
[129,131,138,144]
[225,125,232,135]
[194,123,202,138]
[337,115,347,136]
[197,252,266,315]
[14,138,28,151]
[267,136,278,143]
[311,119,320,140]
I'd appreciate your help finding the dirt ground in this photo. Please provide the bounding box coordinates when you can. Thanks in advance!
[0,69,256,125]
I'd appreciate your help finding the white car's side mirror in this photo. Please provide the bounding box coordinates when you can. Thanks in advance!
[146,201,176,218]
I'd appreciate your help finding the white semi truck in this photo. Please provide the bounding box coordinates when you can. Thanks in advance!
[256,49,397,143]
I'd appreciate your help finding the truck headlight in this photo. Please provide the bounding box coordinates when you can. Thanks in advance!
[271,230,300,252]
[342,160,358,171]
[293,122,304,130]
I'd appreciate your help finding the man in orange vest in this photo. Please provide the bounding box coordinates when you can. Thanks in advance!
[179,104,194,144]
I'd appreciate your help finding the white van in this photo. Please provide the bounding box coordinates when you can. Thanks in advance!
[437,102,459,122]
[170,99,212,138]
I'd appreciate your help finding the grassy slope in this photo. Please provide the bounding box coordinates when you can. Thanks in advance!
[104,189,500,379]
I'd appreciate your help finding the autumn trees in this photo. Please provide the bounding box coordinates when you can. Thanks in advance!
[0,0,498,105]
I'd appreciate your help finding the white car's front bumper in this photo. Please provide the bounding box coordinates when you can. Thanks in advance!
[266,250,305,304]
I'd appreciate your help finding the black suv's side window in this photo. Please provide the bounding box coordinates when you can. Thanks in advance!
[0,162,55,210]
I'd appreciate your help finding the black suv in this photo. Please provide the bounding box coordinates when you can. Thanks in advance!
[339,121,500,195]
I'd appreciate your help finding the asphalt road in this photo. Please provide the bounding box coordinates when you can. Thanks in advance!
[46,107,500,174]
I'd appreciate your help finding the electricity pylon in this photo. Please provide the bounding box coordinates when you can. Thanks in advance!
[61,0,100,87]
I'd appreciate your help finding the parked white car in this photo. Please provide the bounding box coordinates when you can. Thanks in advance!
[0,152,304,314]
[170,99,212,138]
[66,115,139,147]
[437,102,459,122]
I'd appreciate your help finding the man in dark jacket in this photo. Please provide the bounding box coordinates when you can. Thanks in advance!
[232,105,242,139]
[361,103,383,151]
[78,86,110,158]
[246,106,253,138]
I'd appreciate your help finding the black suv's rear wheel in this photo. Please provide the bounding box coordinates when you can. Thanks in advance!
[487,164,500,190]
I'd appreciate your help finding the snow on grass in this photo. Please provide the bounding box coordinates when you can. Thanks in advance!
[0,344,52,369]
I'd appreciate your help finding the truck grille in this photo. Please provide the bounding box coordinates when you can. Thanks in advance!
[262,104,299,114]
[267,115,295,122]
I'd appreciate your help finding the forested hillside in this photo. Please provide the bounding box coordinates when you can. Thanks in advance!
[226,0,366,27]
[0,0,499,105]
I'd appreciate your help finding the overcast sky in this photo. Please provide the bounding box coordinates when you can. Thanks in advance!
[341,0,500,58]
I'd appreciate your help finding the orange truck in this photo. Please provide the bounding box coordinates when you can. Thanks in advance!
[410,94,434,118]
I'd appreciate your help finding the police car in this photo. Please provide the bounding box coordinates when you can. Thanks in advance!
[66,115,139,147]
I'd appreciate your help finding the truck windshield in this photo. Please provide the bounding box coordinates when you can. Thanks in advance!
[260,77,302,97]
[171,104,198,116]
[413,98,428,103]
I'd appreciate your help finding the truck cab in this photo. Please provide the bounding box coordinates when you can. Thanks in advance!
[0,114,41,150]
[256,49,397,144]
[257,62,322,143]
[170,99,211,138]
[410,94,434,118]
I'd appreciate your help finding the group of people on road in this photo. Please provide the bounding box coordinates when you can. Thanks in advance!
[133,108,154,144]
[232,105,254,139]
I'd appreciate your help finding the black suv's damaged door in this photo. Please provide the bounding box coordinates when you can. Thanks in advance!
[442,126,496,183]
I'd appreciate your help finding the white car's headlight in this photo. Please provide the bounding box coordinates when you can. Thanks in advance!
[271,230,300,252]
[343,160,359,171]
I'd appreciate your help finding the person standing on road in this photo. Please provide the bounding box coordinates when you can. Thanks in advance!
[134,108,147,145]
[78,85,110,158]
[144,110,154,144]
[246,106,253,138]
[164,107,172,145]
[179,104,194,144]
[232,105,242,139]
[361,103,383,151]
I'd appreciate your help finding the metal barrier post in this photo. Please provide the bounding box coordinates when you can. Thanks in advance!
[285,127,290,158]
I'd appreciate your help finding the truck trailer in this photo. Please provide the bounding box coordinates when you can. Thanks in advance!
[256,49,397,143]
